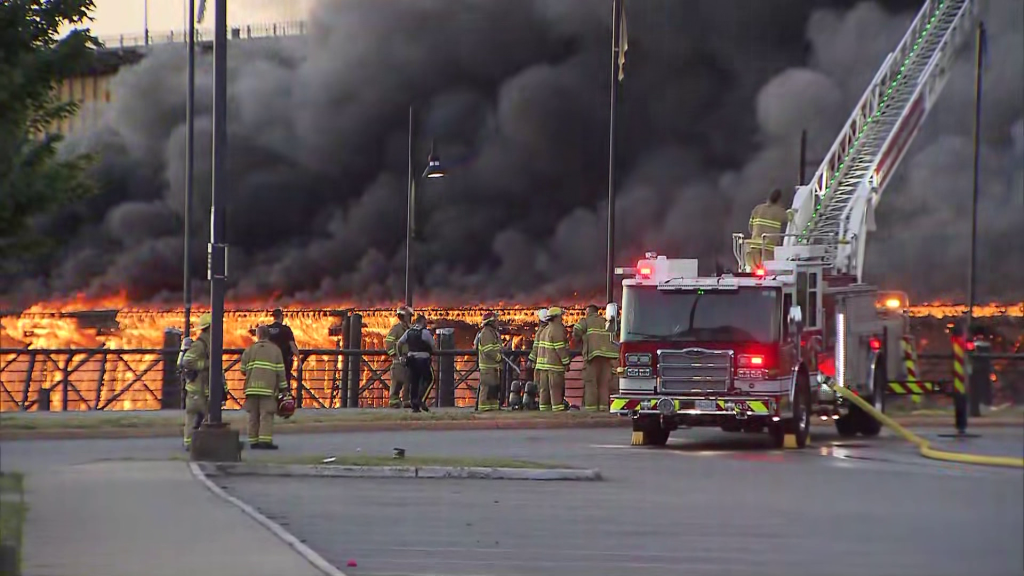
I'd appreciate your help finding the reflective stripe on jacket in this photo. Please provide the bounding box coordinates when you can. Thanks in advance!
[475,326,502,370]
[748,202,788,247]
[573,313,618,361]
[240,341,286,396]
[535,319,571,372]
[385,322,409,357]
[182,332,211,395]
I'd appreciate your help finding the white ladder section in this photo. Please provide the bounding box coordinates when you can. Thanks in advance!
[785,0,978,280]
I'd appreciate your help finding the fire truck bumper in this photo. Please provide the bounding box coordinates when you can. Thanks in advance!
[610,396,778,419]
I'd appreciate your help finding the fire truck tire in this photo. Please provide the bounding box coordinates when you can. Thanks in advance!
[834,414,859,437]
[632,416,670,446]
[784,374,812,449]
[857,358,887,437]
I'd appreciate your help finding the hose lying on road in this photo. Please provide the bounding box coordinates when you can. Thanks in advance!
[831,385,1024,469]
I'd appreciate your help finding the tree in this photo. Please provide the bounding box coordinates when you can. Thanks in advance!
[0,0,100,267]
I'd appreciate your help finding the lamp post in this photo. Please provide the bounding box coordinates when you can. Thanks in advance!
[605,0,626,305]
[183,0,196,337]
[965,21,986,418]
[206,0,229,425]
[405,104,445,307]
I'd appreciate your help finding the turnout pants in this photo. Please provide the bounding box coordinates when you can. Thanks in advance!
[183,391,208,448]
[406,357,431,407]
[583,357,616,411]
[245,394,277,444]
[478,368,500,411]
[537,370,566,412]
[388,361,408,408]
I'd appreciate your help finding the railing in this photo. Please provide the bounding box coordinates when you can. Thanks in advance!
[99,20,308,50]
[0,348,589,412]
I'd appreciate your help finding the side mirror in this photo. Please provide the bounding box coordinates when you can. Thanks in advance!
[788,305,803,330]
[605,302,619,321]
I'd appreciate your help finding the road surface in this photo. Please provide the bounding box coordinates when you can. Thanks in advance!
[3,426,1022,576]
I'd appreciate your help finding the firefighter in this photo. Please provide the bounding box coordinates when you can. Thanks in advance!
[397,314,434,413]
[266,308,299,395]
[535,306,571,412]
[386,306,413,408]
[573,304,619,412]
[239,325,288,450]
[179,312,213,450]
[747,188,790,269]
[524,308,549,410]
[474,311,504,412]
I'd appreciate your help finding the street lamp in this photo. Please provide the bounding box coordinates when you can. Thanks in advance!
[405,104,445,307]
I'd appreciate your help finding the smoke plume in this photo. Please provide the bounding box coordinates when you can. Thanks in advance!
[4,0,1021,309]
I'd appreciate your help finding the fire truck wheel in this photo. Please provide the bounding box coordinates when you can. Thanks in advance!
[787,374,812,449]
[632,416,670,446]
[834,413,859,437]
[857,358,887,437]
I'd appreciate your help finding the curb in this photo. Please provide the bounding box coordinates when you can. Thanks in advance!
[197,461,603,481]
[188,462,348,576]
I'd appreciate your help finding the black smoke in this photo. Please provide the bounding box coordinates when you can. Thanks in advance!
[4,0,1021,308]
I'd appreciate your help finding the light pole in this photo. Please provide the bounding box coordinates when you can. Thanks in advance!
[965,21,986,418]
[183,0,197,337]
[605,0,626,305]
[206,0,229,426]
[405,104,445,307]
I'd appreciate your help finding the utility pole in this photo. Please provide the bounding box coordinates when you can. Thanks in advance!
[207,0,228,426]
[965,21,986,419]
[184,0,196,336]
[406,105,415,308]
[605,0,625,305]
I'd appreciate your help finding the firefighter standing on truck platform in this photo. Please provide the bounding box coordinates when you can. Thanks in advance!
[534,306,571,412]
[386,306,413,408]
[573,304,619,412]
[747,188,790,269]
[180,312,213,450]
[240,325,288,450]
[475,311,504,412]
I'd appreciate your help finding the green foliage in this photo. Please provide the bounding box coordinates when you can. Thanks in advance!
[0,0,101,265]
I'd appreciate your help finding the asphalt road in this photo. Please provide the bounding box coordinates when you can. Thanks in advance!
[3,426,1022,576]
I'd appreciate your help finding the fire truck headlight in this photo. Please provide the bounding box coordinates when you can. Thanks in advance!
[625,353,651,366]
[657,397,677,415]
[625,367,652,378]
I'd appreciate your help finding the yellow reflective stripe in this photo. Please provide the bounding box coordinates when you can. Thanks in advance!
[246,361,284,370]
[244,388,276,396]
[610,398,629,411]
[536,341,566,349]
[750,218,782,228]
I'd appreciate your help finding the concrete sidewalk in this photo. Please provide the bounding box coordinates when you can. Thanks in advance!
[21,460,328,576]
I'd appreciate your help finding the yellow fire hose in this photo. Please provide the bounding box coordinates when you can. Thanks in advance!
[831,385,1023,469]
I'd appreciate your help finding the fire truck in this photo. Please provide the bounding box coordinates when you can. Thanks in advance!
[610,0,978,448]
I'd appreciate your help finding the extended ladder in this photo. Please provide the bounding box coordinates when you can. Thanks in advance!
[786,0,978,280]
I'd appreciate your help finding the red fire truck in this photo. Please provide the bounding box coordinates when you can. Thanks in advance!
[609,0,977,448]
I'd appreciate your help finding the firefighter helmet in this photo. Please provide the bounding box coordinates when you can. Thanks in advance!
[481,311,498,326]
[198,312,212,329]
[396,306,413,319]
[547,306,563,317]
[536,308,549,322]
[277,393,296,419]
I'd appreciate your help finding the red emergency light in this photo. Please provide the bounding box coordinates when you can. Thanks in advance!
[869,337,882,351]
[637,260,653,278]
[754,267,766,277]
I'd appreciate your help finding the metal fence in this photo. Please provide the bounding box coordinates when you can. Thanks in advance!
[99,20,308,50]
[0,348,589,412]
[1,346,1019,413]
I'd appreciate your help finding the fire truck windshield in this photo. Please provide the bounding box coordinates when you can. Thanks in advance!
[621,286,781,344]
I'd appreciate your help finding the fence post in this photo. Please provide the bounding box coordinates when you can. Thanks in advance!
[952,334,968,434]
[437,329,455,407]
[969,339,991,416]
[347,313,362,408]
[162,328,183,409]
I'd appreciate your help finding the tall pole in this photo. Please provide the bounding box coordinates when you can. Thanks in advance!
[144,0,150,47]
[207,0,228,424]
[184,0,196,336]
[798,129,808,185]
[605,0,624,305]
[405,105,415,308]
[965,21,985,343]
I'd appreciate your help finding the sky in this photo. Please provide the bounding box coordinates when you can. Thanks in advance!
[86,0,312,39]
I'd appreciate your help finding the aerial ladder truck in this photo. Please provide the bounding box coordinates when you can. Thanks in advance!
[610,0,979,447]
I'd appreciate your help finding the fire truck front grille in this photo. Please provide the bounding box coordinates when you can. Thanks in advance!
[657,349,733,393]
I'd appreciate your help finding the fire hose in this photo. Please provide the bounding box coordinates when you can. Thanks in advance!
[831,384,1023,469]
